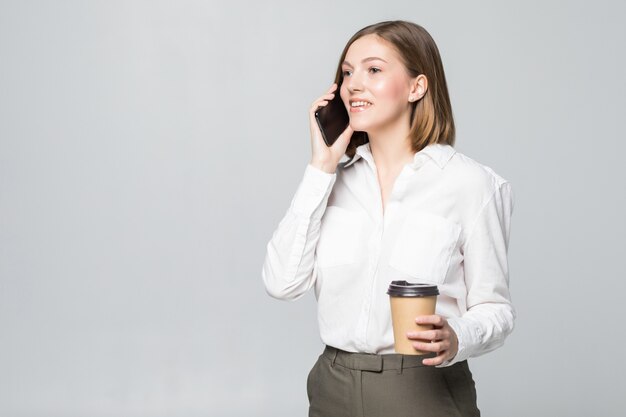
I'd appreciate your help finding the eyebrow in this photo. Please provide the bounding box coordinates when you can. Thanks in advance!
[342,57,388,67]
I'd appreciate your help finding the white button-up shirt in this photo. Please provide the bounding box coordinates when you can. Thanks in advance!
[262,142,515,367]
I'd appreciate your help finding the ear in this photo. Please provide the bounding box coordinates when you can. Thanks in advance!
[408,74,428,102]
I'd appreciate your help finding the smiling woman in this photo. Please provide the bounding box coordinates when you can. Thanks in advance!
[339,39,428,142]
[262,20,514,417]
[334,23,456,162]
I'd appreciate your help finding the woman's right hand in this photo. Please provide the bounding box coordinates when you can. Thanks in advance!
[308,83,354,174]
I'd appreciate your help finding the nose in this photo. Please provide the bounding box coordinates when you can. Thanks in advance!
[344,71,364,93]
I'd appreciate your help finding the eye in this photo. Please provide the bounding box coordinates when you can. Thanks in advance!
[369,67,381,73]
[342,69,352,77]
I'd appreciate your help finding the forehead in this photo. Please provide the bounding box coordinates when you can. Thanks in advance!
[344,34,400,64]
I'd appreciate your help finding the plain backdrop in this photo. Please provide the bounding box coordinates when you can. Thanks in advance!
[1,0,625,416]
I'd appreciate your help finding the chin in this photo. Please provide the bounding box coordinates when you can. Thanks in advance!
[349,119,370,132]
[350,123,379,136]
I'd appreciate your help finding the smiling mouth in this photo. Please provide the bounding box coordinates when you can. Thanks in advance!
[349,100,373,112]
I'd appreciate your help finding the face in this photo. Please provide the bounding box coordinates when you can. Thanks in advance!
[339,34,421,135]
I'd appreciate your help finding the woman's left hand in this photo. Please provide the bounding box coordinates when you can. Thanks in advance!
[407,315,459,366]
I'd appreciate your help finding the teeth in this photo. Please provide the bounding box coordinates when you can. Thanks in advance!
[351,101,372,107]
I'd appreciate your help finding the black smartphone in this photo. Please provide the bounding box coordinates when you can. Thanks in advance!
[314,92,349,147]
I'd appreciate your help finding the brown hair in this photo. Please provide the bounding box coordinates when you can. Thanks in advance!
[333,20,456,158]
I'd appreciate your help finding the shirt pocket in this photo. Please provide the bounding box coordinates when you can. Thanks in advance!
[388,211,461,284]
[315,206,367,268]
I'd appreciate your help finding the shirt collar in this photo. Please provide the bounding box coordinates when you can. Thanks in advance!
[343,142,456,170]
[343,142,373,168]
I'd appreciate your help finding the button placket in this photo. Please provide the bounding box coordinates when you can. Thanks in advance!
[358,165,411,350]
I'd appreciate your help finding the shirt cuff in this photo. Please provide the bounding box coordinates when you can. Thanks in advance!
[435,316,481,367]
[289,163,337,219]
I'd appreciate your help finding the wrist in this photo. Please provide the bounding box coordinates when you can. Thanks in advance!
[309,159,336,174]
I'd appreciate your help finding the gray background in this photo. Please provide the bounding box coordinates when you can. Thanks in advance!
[1,0,625,416]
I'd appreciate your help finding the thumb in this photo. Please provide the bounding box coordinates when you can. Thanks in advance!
[334,124,354,147]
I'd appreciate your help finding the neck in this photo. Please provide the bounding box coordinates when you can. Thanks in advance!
[367,116,415,174]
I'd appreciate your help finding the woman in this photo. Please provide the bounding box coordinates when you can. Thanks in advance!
[262,20,514,417]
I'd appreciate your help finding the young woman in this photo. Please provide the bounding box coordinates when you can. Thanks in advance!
[262,20,514,417]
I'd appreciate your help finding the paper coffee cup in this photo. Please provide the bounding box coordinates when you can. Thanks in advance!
[387,280,439,355]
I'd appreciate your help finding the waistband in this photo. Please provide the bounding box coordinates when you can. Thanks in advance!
[322,345,438,372]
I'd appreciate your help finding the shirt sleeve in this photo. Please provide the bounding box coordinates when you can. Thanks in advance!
[261,163,337,300]
[437,181,516,367]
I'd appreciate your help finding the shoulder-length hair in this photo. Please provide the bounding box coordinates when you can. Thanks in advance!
[334,20,456,158]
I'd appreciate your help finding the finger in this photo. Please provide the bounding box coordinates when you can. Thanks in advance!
[338,124,353,138]
[311,93,335,109]
[310,100,329,113]
[413,340,450,352]
[318,93,335,100]
[327,83,338,93]
[412,340,446,353]
[330,125,353,148]
[311,98,329,108]
[415,315,445,327]
[406,329,444,341]
[422,352,448,366]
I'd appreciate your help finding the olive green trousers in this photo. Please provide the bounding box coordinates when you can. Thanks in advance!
[307,345,480,417]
